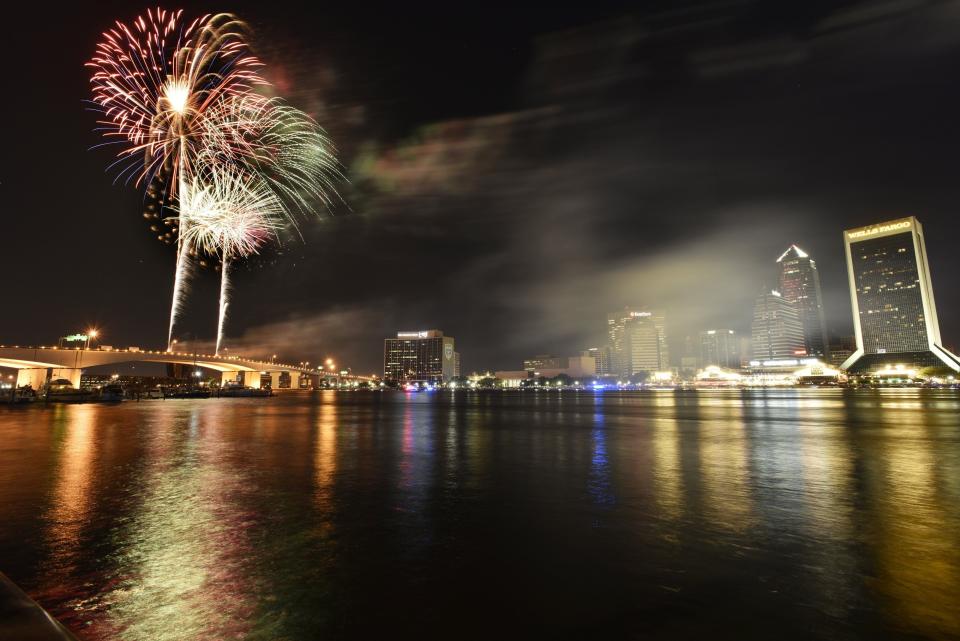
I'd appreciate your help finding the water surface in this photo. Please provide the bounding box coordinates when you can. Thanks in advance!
[1,389,959,640]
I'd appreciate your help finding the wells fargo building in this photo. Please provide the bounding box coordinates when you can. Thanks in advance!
[842,216,960,373]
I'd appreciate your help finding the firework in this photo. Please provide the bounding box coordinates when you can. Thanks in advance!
[89,8,343,355]
[87,8,264,193]
[178,167,283,355]
[200,94,343,224]
[87,7,265,349]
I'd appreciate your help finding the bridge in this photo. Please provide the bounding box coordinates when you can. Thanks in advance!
[0,345,369,390]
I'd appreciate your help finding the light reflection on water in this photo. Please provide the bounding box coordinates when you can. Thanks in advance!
[874,406,960,638]
[0,389,958,640]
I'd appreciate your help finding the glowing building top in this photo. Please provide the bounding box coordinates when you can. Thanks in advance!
[777,244,829,359]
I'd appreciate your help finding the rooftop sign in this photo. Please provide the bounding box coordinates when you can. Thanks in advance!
[847,219,911,240]
[397,330,442,339]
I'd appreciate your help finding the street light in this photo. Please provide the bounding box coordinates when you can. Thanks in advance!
[85,329,99,350]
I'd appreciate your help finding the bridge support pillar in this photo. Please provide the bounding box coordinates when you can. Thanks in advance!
[292,372,315,389]
[15,368,48,390]
[221,370,262,389]
[264,372,280,389]
[244,371,262,390]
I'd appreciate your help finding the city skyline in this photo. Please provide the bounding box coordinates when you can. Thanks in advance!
[491,217,960,378]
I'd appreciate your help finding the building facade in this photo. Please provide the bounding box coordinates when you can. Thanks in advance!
[841,217,960,373]
[523,355,569,371]
[566,354,597,377]
[607,308,669,377]
[699,329,740,369]
[383,330,458,384]
[777,245,829,359]
[585,347,611,376]
[751,290,806,362]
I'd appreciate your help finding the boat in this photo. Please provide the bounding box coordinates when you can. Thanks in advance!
[218,386,272,398]
[164,388,212,399]
[97,383,125,402]
[45,388,98,403]
[2,386,37,404]
[45,385,125,404]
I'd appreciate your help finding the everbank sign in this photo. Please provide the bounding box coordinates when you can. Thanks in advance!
[847,219,912,240]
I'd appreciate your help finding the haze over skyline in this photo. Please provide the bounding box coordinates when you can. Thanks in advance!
[4,1,960,372]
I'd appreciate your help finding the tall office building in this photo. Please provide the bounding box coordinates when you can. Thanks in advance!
[383,330,458,383]
[699,329,740,369]
[607,308,669,377]
[777,245,829,358]
[751,290,806,362]
[841,217,960,372]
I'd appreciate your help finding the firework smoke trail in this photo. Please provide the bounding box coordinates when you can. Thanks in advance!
[178,167,283,354]
[87,8,266,349]
[217,256,230,356]
[166,237,193,348]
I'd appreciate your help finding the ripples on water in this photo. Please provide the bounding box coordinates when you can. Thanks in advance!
[0,389,958,640]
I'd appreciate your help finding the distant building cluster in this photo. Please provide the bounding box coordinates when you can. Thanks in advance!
[383,216,959,387]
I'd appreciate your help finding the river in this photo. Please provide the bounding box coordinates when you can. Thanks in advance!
[1,389,958,640]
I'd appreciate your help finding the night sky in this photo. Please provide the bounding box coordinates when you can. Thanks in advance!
[4,1,960,373]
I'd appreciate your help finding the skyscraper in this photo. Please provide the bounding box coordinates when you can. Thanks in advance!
[383,330,458,383]
[841,217,960,372]
[699,329,740,369]
[607,308,669,377]
[751,290,806,362]
[777,245,829,358]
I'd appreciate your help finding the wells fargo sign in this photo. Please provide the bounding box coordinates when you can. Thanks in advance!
[847,219,912,240]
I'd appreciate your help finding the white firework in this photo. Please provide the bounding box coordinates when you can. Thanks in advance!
[177,167,282,354]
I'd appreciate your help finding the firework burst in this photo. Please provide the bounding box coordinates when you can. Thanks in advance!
[87,7,265,349]
[87,8,265,193]
[178,166,283,355]
[88,8,343,355]
[200,94,344,224]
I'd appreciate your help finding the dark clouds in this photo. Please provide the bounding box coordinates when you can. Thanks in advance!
[4,1,960,372]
